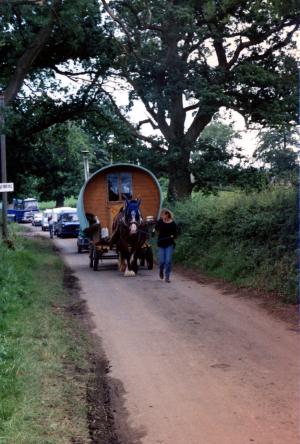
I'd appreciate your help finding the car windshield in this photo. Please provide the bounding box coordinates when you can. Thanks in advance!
[62,213,79,222]
[24,200,38,211]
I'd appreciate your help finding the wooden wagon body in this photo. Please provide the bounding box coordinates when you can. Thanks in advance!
[77,163,162,269]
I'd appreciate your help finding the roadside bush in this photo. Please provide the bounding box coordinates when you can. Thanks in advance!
[173,188,297,303]
[38,196,78,211]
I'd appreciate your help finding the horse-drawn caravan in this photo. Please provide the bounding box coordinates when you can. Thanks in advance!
[77,163,162,275]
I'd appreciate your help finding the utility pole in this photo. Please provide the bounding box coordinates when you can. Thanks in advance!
[0,94,8,241]
[82,150,90,182]
[297,35,300,311]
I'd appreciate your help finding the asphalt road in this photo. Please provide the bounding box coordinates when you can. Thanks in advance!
[40,230,299,444]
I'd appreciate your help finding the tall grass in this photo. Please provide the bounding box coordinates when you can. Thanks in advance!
[173,188,297,303]
[0,229,90,443]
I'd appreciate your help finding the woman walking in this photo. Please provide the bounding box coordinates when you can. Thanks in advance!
[155,208,177,283]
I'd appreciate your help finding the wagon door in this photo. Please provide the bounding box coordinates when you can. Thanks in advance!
[107,172,133,233]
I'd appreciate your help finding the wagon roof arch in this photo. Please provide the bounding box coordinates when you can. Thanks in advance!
[77,163,162,231]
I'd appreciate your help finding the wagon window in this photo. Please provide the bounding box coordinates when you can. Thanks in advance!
[121,173,132,199]
[108,174,119,201]
[107,173,133,201]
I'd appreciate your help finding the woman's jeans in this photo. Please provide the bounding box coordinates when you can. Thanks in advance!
[158,245,174,279]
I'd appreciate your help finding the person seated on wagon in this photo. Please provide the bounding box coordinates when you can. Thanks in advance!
[83,213,101,241]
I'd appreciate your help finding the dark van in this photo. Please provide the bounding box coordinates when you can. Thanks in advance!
[56,211,80,238]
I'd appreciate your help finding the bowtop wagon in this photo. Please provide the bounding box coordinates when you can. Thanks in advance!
[77,163,162,274]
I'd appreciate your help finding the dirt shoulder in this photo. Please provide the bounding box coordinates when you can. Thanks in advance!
[63,267,120,444]
[174,263,299,330]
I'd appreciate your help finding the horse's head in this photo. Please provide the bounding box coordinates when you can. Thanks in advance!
[124,198,142,235]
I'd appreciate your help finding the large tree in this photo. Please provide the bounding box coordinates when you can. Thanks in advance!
[1,0,299,201]
[96,0,299,199]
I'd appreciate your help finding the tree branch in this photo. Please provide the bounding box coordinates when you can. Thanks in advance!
[22,100,91,135]
[245,24,299,64]
[228,20,299,69]
[185,110,215,145]
[100,0,133,49]
[137,118,159,130]
[213,39,228,68]
[4,0,59,103]
[101,86,165,151]
[52,65,98,81]
[0,0,44,4]
[183,102,200,113]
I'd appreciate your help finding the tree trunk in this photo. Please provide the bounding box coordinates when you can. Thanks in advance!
[167,148,192,201]
[55,193,64,207]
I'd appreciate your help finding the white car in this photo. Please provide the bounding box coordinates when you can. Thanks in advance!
[32,212,43,226]
[41,209,52,231]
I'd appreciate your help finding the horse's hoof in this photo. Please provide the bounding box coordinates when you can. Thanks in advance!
[124,270,135,277]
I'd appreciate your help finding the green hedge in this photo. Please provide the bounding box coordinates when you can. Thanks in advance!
[173,188,297,303]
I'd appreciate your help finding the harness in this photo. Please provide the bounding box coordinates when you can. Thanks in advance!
[112,199,150,244]
[123,202,142,229]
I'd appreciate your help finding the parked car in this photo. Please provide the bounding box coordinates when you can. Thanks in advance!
[41,209,52,231]
[49,207,74,237]
[32,212,43,226]
[77,231,90,253]
[56,211,80,238]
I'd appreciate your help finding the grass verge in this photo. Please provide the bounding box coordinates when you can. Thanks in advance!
[0,230,95,443]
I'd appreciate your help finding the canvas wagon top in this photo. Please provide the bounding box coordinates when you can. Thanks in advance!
[77,163,162,233]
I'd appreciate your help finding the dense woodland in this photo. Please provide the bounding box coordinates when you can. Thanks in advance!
[0,0,299,203]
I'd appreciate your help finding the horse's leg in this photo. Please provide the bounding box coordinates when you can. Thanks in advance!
[118,254,126,272]
[131,236,146,274]
[124,246,135,276]
[116,238,126,272]
[130,249,139,274]
[118,226,135,276]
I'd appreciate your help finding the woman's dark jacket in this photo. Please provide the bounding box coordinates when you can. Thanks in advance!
[155,219,177,248]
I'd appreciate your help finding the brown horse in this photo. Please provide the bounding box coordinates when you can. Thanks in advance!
[111,198,149,276]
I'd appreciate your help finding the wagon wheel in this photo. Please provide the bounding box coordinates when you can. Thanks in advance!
[89,245,94,268]
[146,246,153,270]
[93,247,99,271]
